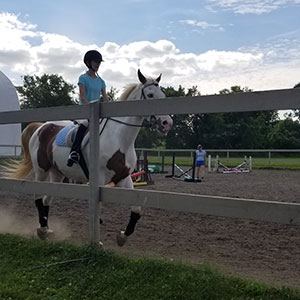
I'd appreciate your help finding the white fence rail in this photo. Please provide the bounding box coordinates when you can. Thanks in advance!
[0,145,21,156]
[136,148,300,167]
[1,88,300,243]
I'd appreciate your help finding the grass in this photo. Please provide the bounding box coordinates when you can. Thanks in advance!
[0,234,300,300]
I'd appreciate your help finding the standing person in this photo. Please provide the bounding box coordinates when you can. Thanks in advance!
[67,50,108,167]
[195,144,206,180]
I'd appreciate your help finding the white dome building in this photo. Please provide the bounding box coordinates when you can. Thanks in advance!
[0,71,21,156]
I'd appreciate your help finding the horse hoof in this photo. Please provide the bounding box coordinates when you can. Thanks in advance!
[116,231,127,247]
[36,227,54,240]
[131,206,141,214]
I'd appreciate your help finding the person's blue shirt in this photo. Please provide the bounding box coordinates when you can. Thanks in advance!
[78,73,106,104]
[196,150,206,162]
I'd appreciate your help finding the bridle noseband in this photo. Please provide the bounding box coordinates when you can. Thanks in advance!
[141,82,159,100]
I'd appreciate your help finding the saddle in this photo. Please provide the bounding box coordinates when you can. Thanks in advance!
[55,123,90,180]
[55,124,89,149]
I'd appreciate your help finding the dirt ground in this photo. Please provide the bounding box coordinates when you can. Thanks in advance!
[1,168,300,288]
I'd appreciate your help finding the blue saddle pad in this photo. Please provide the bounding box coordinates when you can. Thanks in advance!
[55,124,75,147]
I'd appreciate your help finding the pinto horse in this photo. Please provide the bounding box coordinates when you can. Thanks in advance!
[3,69,173,246]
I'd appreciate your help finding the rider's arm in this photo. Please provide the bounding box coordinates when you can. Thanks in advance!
[79,83,89,104]
[101,87,109,102]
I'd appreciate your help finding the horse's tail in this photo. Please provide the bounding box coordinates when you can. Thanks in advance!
[2,122,42,179]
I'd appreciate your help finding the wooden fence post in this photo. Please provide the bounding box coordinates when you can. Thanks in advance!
[88,101,100,244]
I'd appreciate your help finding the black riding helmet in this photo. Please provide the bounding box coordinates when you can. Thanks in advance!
[84,50,103,69]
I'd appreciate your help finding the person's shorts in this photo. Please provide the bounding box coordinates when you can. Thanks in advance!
[196,160,205,167]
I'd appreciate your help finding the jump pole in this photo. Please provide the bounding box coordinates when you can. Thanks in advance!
[161,151,166,173]
[208,154,212,172]
[191,151,196,181]
[165,152,175,178]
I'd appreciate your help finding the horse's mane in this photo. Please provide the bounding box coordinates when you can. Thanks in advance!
[119,76,158,101]
[119,83,139,101]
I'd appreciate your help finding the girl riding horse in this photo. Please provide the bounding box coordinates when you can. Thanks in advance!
[2,69,173,246]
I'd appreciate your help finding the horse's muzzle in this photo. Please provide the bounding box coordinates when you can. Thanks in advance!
[157,115,173,134]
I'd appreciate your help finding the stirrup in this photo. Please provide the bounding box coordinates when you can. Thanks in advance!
[67,151,80,166]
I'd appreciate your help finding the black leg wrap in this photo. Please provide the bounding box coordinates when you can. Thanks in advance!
[44,206,50,227]
[44,205,49,218]
[35,198,48,227]
[124,212,141,236]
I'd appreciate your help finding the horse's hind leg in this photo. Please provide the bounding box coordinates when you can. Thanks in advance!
[116,177,142,247]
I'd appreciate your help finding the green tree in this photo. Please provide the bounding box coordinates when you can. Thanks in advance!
[268,118,300,148]
[135,85,192,149]
[17,74,77,109]
[176,85,278,149]
[135,128,166,148]
[163,86,193,149]
[103,86,118,102]
[214,86,278,149]
[137,84,282,150]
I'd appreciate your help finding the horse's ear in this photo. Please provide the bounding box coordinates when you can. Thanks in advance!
[138,69,147,84]
[156,73,162,83]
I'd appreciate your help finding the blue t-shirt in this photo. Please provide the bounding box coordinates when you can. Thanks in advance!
[78,73,106,104]
[196,150,206,162]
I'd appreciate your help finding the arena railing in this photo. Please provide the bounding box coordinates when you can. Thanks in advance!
[1,88,300,243]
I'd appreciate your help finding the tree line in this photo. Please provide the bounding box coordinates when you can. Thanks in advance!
[16,74,300,149]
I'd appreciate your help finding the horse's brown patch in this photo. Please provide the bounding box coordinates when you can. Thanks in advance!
[106,150,130,184]
[37,123,64,171]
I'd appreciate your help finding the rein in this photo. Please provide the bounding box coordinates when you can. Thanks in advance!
[99,82,160,133]
[107,117,157,128]
[107,117,143,128]
[99,117,157,136]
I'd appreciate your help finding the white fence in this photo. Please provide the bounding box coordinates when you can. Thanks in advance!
[0,145,21,156]
[1,88,300,243]
[136,148,300,169]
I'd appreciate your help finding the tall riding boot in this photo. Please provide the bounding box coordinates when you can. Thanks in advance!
[67,124,87,167]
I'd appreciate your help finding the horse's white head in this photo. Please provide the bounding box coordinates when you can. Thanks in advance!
[137,69,165,100]
[129,69,173,134]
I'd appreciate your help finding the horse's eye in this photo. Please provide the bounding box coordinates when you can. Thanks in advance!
[147,94,154,98]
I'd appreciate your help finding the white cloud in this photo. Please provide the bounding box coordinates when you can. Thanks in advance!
[206,0,300,14]
[179,19,224,31]
[1,12,300,98]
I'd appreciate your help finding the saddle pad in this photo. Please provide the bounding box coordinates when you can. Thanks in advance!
[55,124,76,147]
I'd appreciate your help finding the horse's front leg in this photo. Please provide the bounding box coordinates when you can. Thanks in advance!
[35,169,64,240]
[116,176,142,247]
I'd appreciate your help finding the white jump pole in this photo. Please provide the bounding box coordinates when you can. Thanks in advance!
[214,155,219,172]
[208,154,211,172]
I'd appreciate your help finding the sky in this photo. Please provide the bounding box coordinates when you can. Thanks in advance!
[1,0,300,98]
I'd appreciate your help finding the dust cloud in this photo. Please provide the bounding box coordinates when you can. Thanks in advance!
[0,209,73,241]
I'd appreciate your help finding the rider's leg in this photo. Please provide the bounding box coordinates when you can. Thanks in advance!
[200,165,205,179]
[195,165,200,178]
[67,123,87,166]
